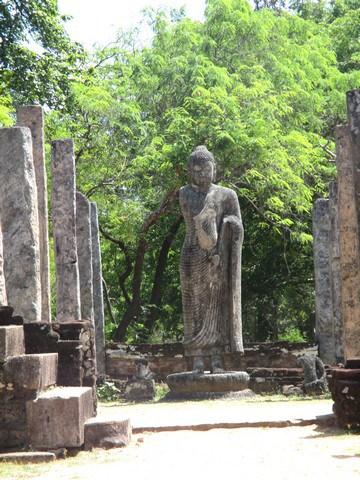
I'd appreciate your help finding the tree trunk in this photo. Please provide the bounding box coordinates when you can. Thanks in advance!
[140,216,183,340]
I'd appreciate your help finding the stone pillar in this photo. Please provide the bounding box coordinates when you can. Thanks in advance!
[328,182,344,363]
[16,106,51,323]
[0,127,42,322]
[52,140,81,323]
[335,125,360,360]
[313,198,335,364]
[91,202,106,377]
[0,226,7,305]
[76,192,94,322]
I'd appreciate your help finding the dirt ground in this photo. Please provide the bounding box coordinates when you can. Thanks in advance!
[1,424,360,480]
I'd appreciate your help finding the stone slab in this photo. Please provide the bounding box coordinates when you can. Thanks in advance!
[84,417,131,450]
[0,326,25,362]
[166,371,249,393]
[0,452,55,463]
[27,386,94,449]
[125,379,156,401]
[4,353,57,390]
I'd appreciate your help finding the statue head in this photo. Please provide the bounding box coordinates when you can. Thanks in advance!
[188,145,216,188]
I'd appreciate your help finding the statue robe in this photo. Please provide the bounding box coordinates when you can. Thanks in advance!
[179,183,244,357]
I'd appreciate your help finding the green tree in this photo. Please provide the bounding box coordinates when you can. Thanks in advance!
[0,0,84,108]
[47,0,360,343]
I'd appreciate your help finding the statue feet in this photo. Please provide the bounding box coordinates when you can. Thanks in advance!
[192,356,205,374]
[211,354,224,374]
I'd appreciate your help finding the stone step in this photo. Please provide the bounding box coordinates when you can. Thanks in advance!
[84,417,131,450]
[0,325,24,362]
[2,353,57,394]
[27,386,94,449]
[0,451,55,463]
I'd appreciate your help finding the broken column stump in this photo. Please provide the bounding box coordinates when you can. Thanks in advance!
[84,418,131,450]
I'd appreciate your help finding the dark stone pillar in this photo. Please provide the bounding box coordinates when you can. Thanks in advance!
[51,140,81,323]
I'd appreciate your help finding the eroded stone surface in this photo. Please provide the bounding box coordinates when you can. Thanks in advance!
[91,202,106,378]
[125,379,156,401]
[84,417,131,450]
[0,127,41,323]
[4,353,57,391]
[76,192,94,322]
[180,146,243,372]
[27,386,94,448]
[167,371,249,394]
[328,182,344,363]
[335,125,360,359]
[313,199,335,364]
[0,326,25,362]
[0,226,7,305]
[52,140,81,323]
[17,106,51,323]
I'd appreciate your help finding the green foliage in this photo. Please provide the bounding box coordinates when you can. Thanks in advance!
[96,381,121,402]
[0,0,84,107]
[44,0,359,343]
[279,327,307,343]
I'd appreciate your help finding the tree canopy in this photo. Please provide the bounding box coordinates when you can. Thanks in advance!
[2,0,360,343]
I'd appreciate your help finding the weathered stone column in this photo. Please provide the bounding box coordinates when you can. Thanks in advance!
[0,226,7,305]
[16,106,51,323]
[335,125,360,359]
[52,140,81,322]
[76,192,94,322]
[328,182,344,363]
[0,127,42,322]
[91,202,106,377]
[313,198,335,364]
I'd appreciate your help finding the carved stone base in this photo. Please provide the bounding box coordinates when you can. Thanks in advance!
[329,360,360,429]
[166,371,250,396]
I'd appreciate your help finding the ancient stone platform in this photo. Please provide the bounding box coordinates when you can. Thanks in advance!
[166,371,250,396]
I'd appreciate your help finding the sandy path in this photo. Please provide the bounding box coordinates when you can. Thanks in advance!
[29,425,360,480]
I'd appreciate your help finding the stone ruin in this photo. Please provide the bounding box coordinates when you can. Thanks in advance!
[0,106,130,453]
[313,89,360,428]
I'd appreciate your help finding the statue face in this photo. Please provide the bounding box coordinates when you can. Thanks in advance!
[190,159,214,188]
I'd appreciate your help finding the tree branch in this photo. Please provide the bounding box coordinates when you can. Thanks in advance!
[102,276,117,325]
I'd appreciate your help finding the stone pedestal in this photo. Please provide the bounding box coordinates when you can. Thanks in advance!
[166,371,250,399]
